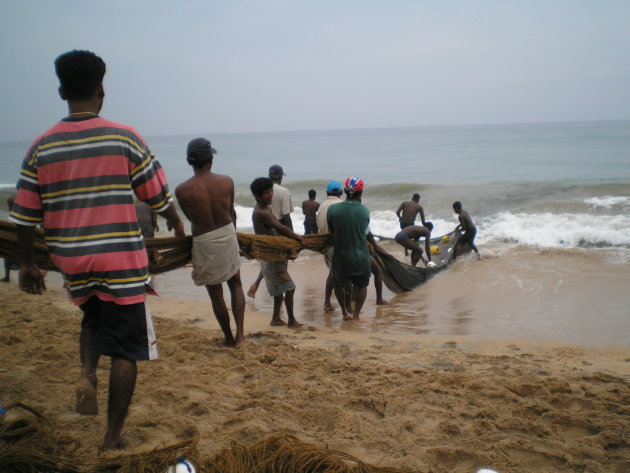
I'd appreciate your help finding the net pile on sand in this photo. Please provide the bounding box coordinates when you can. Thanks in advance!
[0,403,410,473]
[0,220,332,275]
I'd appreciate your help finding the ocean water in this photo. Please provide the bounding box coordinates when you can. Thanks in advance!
[2,120,629,347]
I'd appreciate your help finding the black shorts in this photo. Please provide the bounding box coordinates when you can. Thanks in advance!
[304,220,318,234]
[400,221,414,230]
[80,296,158,361]
[333,269,371,288]
[461,227,477,245]
[395,232,410,244]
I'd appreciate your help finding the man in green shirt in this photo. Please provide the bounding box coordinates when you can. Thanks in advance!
[327,177,383,321]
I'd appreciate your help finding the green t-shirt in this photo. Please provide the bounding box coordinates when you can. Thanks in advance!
[326,200,371,275]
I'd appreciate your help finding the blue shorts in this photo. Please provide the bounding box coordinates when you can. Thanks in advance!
[80,296,158,361]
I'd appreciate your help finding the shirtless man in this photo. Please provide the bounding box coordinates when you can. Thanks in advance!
[396,193,425,255]
[453,201,480,259]
[247,164,293,298]
[302,189,320,234]
[250,177,303,328]
[394,222,435,267]
[175,138,245,348]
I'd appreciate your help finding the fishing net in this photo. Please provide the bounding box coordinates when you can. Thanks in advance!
[0,403,412,473]
[0,220,332,274]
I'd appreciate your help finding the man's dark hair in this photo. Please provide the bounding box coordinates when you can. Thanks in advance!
[55,50,106,101]
[425,221,434,231]
[250,177,273,197]
[453,201,462,211]
[413,193,420,201]
[308,189,316,199]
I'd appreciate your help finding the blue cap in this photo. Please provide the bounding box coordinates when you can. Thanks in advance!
[326,180,342,193]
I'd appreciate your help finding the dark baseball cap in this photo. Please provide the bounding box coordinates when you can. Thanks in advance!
[186,137,217,161]
[269,164,286,177]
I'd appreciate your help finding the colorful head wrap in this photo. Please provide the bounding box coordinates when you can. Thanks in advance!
[344,177,364,194]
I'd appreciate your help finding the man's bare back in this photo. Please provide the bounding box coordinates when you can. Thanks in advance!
[458,209,475,232]
[176,168,236,236]
[401,225,430,240]
[396,196,425,225]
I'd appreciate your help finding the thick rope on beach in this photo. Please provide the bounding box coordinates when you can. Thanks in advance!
[1,403,412,473]
[0,220,332,274]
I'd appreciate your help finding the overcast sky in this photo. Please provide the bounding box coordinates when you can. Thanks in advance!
[1,0,629,141]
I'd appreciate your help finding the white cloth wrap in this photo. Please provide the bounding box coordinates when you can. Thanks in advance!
[191,224,240,286]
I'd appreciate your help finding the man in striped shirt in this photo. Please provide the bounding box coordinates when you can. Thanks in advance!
[10,50,184,450]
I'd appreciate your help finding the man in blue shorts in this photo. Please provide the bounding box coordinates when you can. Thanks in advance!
[326,177,384,321]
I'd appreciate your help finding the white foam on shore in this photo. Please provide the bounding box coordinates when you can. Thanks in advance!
[235,204,630,250]
[584,196,630,208]
[480,212,630,248]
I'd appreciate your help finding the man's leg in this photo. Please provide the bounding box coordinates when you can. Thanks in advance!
[102,357,137,450]
[370,259,388,305]
[247,269,264,298]
[270,294,286,326]
[400,240,421,266]
[76,326,99,415]
[323,271,335,312]
[284,289,301,328]
[76,299,101,415]
[2,259,10,282]
[333,278,351,321]
[205,283,236,347]
[226,272,246,348]
[352,284,368,321]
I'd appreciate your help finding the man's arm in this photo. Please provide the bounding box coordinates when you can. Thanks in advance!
[424,232,432,262]
[158,205,185,237]
[418,206,426,225]
[269,216,303,245]
[279,213,293,230]
[15,224,46,294]
[396,203,404,220]
[367,232,387,255]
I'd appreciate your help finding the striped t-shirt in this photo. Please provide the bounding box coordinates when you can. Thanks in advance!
[9,116,174,306]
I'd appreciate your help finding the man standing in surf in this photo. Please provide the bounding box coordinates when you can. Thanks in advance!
[326,177,382,321]
[250,177,303,328]
[247,164,294,298]
[175,138,246,348]
[453,201,481,259]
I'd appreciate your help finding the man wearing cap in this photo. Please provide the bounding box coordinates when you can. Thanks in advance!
[175,138,246,348]
[10,50,185,450]
[316,181,344,312]
[326,177,383,321]
[247,164,294,298]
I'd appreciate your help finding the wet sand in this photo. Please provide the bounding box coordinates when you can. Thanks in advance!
[156,242,630,348]
[1,271,629,472]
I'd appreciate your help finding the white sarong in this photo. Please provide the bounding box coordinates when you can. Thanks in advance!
[191,224,240,286]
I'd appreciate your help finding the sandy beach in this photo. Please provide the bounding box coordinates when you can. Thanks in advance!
[1,264,629,473]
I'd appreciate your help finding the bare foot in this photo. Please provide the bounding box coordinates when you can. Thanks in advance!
[1,277,9,283]
[101,435,129,451]
[270,318,286,326]
[235,334,247,349]
[376,298,390,305]
[247,284,257,298]
[75,378,97,415]
[323,303,335,313]
[288,320,302,328]
[342,314,352,321]
[352,315,360,321]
